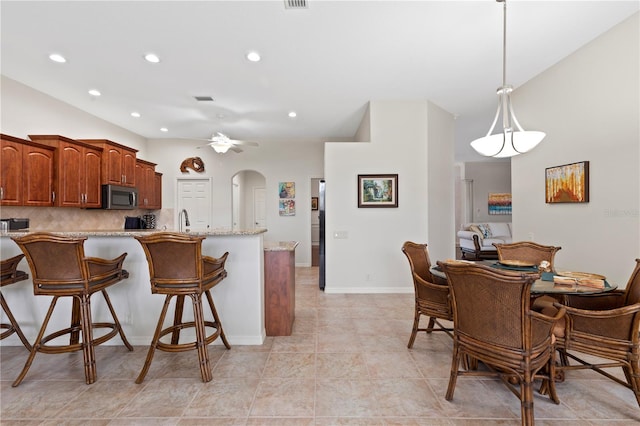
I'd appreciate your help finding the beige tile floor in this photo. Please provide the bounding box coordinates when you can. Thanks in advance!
[1,267,639,425]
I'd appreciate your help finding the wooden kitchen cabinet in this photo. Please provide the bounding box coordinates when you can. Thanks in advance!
[150,172,163,210]
[1,134,55,207]
[29,135,102,208]
[79,139,137,187]
[135,158,158,209]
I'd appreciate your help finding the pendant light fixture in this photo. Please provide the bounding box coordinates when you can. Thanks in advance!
[470,0,545,158]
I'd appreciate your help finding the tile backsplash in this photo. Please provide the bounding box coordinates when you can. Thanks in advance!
[0,206,175,231]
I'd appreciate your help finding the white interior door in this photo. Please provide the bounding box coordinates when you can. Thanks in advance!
[253,187,266,228]
[177,178,212,231]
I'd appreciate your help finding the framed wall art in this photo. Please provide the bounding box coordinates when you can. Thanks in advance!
[488,193,512,215]
[279,182,295,199]
[279,199,295,216]
[357,174,398,208]
[311,197,318,210]
[545,161,589,203]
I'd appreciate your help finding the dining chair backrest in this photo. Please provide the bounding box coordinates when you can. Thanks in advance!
[494,241,561,271]
[623,259,640,306]
[401,241,434,283]
[439,260,538,349]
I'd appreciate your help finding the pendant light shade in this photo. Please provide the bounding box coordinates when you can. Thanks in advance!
[471,0,545,158]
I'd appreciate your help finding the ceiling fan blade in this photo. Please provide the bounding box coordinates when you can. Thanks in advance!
[229,139,259,147]
[195,143,213,149]
[230,146,244,153]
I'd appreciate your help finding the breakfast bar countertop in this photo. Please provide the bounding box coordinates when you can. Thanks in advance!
[0,228,267,238]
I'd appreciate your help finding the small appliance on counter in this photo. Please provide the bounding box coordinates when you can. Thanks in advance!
[0,218,30,231]
[142,214,156,229]
[124,216,144,229]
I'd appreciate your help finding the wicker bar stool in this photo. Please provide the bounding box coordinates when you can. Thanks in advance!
[10,232,133,386]
[134,232,230,383]
[1,254,31,350]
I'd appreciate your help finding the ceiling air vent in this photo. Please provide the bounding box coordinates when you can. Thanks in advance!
[284,0,307,9]
[194,96,214,102]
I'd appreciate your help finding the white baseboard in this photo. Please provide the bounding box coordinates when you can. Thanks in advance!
[324,286,413,294]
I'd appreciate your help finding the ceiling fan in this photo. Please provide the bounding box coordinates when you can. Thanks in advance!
[195,132,259,153]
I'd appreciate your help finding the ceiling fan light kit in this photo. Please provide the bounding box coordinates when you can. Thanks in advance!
[192,132,259,154]
[212,144,231,154]
[471,0,545,158]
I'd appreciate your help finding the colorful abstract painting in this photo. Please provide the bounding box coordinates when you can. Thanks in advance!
[279,199,295,216]
[488,193,512,215]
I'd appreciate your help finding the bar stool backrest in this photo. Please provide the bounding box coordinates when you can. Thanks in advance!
[12,233,88,295]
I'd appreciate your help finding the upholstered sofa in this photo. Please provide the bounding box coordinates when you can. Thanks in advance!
[457,222,512,260]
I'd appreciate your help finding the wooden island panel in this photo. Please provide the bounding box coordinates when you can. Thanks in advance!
[264,242,298,336]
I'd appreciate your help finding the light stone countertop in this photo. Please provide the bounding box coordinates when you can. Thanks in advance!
[264,241,299,251]
[0,228,267,238]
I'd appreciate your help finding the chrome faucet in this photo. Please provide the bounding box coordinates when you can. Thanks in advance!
[179,209,190,232]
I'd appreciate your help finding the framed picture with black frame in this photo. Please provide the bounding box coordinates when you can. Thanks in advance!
[357,174,398,208]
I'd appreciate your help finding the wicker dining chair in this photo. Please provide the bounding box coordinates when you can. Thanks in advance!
[553,258,640,407]
[493,241,562,271]
[437,260,565,426]
[401,241,453,348]
[134,232,230,383]
[10,232,133,386]
[494,241,563,312]
[1,254,31,350]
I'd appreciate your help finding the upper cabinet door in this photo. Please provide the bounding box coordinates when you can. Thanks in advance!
[83,147,102,208]
[122,150,137,187]
[23,144,55,206]
[0,139,23,206]
[57,141,84,207]
[103,145,124,186]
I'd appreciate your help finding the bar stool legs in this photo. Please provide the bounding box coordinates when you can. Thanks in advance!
[135,288,230,384]
[0,291,31,350]
[12,290,134,387]
[1,254,31,351]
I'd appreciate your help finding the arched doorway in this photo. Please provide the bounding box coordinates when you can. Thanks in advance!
[231,170,266,230]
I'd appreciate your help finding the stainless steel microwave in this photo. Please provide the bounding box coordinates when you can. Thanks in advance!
[101,185,137,210]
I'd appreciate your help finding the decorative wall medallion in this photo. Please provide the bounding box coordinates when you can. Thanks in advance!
[180,157,205,173]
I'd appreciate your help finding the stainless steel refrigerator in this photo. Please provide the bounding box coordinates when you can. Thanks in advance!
[319,179,325,290]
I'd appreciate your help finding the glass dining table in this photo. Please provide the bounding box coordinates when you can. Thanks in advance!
[430,260,618,295]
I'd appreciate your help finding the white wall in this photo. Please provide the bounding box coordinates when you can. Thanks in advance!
[1,76,147,154]
[324,100,455,293]
[426,101,456,264]
[511,12,639,286]
[464,161,512,224]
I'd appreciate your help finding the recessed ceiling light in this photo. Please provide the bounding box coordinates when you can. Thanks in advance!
[160,127,168,132]
[49,53,66,63]
[288,111,297,118]
[144,53,160,63]
[131,112,141,118]
[88,89,101,97]
[246,51,261,62]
